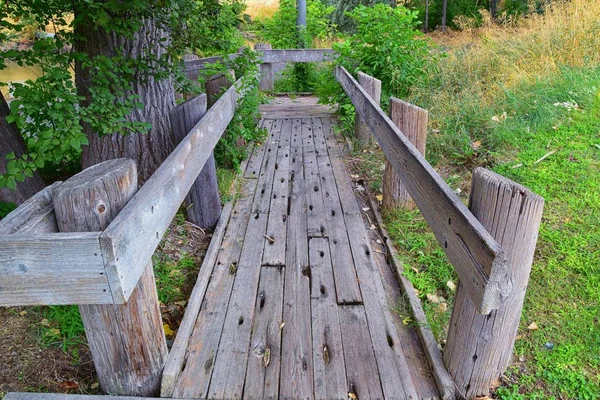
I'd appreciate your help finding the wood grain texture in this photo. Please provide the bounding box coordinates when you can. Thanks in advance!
[52,158,167,396]
[4,394,156,400]
[336,66,508,315]
[0,232,110,306]
[338,305,385,400]
[100,79,239,304]
[367,195,455,400]
[243,267,285,400]
[255,44,274,91]
[444,168,544,399]
[160,201,234,397]
[0,182,61,235]
[172,180,256,399]
[258,49,336,64]
[244,120,271,179]
[383,97,428,211]
[309,238,347,400]
[170,93,221,229]
[354,72,381,145]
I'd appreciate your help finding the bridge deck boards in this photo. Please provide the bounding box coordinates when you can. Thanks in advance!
[170,98,439,400]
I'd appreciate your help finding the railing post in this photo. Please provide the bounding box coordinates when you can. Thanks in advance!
[354,72,381,146]
[383,97,428,211]
[254,43,274,91]
[444,168,544,399]
[169,94,221,229]
[51,159,167,396]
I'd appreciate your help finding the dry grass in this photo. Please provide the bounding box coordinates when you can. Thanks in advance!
[245,0,280,21]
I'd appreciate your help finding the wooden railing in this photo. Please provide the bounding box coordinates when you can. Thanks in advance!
[0,50,544,400]
[335,65,545,399]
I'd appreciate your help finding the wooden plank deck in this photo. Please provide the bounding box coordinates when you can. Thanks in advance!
[168,97,440,400]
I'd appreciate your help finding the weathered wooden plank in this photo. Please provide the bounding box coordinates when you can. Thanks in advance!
[309,238,347,400]
[279,178,314,400]
[313,119,362,305]
[262,119,292,266]
[335,66,508,314]
[367,195,454,400]
[338,305,384,400]
[0,182,61,235]
[303,118,328,238]
[354,72,381,145]
[259,49,336,64]
[170,93,221,229]
[100,79,240,304]
[344,211,419,399]
[4,394,156,400]
[255,43,274,91]
[0,232,111,306]
[161,201,234,397]
[207,122,282,397]
[172,179,256,399]
[243,267,285,400]
[253,119,283,214]
[445,168,544,398]
[244,120,272,179]
[320,117,362,215]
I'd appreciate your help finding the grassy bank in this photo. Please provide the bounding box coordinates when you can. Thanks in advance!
[344,0,599,397]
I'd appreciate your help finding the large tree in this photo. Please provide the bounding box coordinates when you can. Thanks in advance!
[0,91,46,204]
[0,0,245,190]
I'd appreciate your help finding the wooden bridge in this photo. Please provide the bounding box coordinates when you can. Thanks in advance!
[0,48,544,400]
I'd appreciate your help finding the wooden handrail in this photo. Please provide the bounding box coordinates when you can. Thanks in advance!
[335,66,508,315]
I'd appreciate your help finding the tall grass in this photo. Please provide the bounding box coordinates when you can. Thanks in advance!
[245,0,279,20]
[410,0,600,166]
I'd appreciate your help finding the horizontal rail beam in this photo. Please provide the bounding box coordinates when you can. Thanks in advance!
[335,66,508,314]
[99,78,241,303]
[182,49,336,73]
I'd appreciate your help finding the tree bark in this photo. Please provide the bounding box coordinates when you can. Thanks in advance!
[441,0,449,31]
[490,0,498,19]
[424,0,430,33]
[0,91,46,204]
[75,15,176,184]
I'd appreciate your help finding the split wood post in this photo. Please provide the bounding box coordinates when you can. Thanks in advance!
[383,97,428,211]
[254,43,274,91]
[205,70,236,108]
[51,159,167,396]
[444,168,544,399]
[354,71,381,146]
[169,94,221,229]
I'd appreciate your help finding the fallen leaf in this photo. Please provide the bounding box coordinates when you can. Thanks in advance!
[350,174,360,179]
[375,194,383,202]
[323,345,330,365]
[446,281,457,292]
[348,392,358,399]
[471,140,482,150]
[19,310,27,316]
[49,328,61,335]
[59,381,79,389]
[370,224,377,230]
[438,302,448,313]
[91,382,100,390]
[402,316,412,325]
[174,300,187,308]
[427,294,446,304]
[527,322,539,331]
[263,346,271,368]
[163,323,175,337]
[40,318,50,326]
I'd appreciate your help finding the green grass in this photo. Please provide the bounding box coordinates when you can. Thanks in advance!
[381,66,600,397]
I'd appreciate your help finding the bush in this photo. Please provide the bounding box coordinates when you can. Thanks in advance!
[333,4,438,98]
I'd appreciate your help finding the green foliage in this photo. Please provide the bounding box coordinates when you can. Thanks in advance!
[333,4,438,97]
[0,0,246,190]
[197,48,268,170]
[329,0,396,33]
[36,306,85,354]
[257,0,335,48]
[0,201,17,218]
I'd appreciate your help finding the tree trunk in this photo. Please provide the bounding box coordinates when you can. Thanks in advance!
[0,91,46,204]
[490,0,498,19]
[75,15,176,183]
[441,0,449,31]
[425,0,430,33]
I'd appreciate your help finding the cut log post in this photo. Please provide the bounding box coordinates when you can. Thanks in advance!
[169,94,221,230]
[354,72,381,146]
[444,168,544,399]
[51,159,167,396]
[383,97,428,211]
[254,43,274,91]
[205,71,235,108]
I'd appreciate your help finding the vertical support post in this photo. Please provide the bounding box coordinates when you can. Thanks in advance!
[254,43,274,92]
[52,159,167,396]
[444,168,544,399]
[383,97,428,211]
[354,71,381,146]
[169,94,221,230]
[205,71,235,108]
